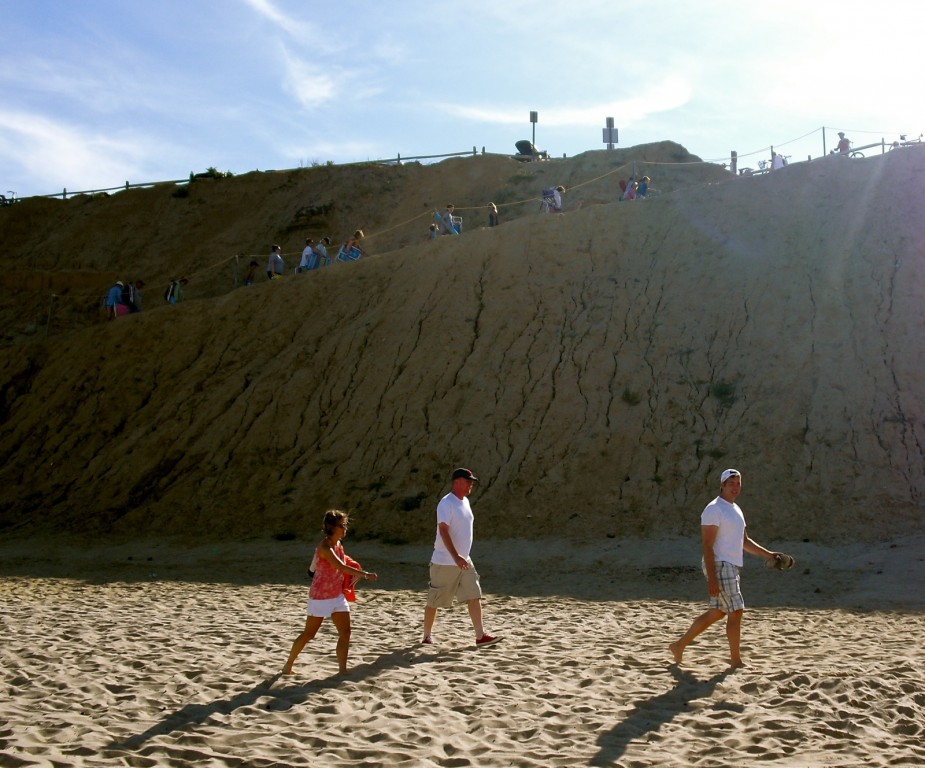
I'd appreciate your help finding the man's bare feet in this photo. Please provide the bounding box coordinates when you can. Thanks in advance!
[281,667,294,676]
[729,658,746,670]
[669,641,684,664]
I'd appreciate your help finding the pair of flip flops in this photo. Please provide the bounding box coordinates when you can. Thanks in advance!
[766,553,795,570]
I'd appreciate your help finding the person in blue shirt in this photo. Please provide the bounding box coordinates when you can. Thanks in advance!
[104,281,125,321]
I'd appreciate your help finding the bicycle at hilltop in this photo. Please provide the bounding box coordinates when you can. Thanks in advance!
[888,133,924,151]
[843,134,923,158]
[757,154,790,171]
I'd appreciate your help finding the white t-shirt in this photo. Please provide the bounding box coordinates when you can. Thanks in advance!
[299,246,313,269]
[431,492,474,565]
[701,496,746,566]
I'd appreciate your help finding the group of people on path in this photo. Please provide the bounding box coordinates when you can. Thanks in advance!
[103,280,144,320]
[620,175,652,201]
[427,175,653,241]
[430,202,503,240]
[282,466,787,676]
[103,276,190,320]
[256,230,365,283]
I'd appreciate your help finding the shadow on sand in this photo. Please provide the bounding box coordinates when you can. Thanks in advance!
[591,664,734,767]
[105,645,433,754]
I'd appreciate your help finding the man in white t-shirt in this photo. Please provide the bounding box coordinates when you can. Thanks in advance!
[669,469,782,669]
[422,468,501,648]
[298,238,318,272]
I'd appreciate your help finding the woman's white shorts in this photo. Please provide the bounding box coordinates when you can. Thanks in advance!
[307,595,350,618]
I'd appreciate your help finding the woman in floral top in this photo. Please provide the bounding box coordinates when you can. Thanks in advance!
[282,510,377,675]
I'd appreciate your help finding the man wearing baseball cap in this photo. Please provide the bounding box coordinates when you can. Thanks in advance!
[422,467,501,647]
[670,469,785,669]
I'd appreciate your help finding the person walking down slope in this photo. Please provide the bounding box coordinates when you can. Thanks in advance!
[164,277,188,304]
[244,259,259,286]
[104,281,126,320]
[267,244,285,279]
[298,238,319,273]
[315,237,332,267]
[441,205,460,235]
[339,230,365,261]
[125,280,144,312]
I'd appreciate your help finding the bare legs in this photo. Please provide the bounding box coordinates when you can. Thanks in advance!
[330,612,352,673]
[670,608,745,668]
[422,598,485,642]
[282,612,352,675]
[725,609,744,668]
[466,598,486,640]
[423,606,437,641]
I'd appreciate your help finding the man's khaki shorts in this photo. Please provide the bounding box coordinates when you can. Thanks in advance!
[426,562,483,608]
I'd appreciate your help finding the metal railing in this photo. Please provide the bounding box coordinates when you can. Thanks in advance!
[21,147,489,202]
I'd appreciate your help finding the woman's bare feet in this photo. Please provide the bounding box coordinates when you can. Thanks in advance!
[669,641,684,664]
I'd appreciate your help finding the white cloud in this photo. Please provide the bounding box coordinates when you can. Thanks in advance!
[437,76,692,128]
[0,110,153,194]
[239,0,315,38]
[280,51,340,108]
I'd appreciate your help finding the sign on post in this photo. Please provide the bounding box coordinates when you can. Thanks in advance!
[603,117,618,149]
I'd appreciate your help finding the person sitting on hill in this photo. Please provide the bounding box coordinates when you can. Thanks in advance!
[636,176,651,199]
[541,186,566,213]
[622,177,636,201]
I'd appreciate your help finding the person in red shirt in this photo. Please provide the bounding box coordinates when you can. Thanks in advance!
[282,510,377,675]
[836,132,851,156]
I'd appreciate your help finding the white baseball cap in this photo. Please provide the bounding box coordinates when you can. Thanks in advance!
[720,468,741,484]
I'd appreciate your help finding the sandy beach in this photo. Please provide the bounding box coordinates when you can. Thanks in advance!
[1,535,923,767]
[2,145,924,766]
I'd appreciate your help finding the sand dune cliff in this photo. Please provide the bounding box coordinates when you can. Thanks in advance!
[1,143,923,543]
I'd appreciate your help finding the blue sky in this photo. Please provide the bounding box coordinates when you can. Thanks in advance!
[1,0,922,198]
